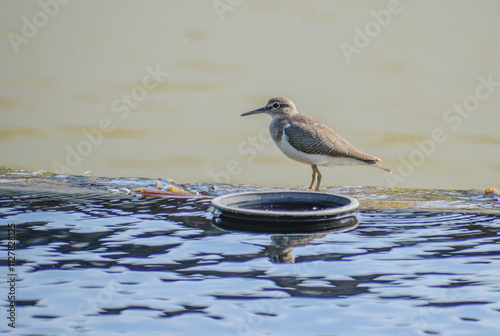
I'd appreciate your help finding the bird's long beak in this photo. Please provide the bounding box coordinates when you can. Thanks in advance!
[241,107,266,117]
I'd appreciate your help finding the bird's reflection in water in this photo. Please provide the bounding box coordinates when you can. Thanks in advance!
[266,234,319,263]
[213,215,358,263]
[265,216,359,263]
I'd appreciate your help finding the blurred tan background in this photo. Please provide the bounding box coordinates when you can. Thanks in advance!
[1,0,499,189]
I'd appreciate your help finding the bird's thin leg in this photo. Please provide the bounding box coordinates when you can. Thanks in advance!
[309,165,317,190]
[314,166,322,191]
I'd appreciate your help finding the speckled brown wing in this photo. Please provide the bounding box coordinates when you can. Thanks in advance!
[284,114,381,164]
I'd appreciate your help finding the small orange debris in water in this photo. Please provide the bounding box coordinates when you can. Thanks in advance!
[167,185,192,194]
[485,188,500,196]
[134,184,211,199]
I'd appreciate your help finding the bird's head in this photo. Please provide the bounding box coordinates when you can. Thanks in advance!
[241,97,297,118]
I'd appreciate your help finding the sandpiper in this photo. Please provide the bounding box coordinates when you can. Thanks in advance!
[241,97,391,190]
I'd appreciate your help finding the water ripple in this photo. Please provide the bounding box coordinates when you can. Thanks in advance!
[1,171,499,335]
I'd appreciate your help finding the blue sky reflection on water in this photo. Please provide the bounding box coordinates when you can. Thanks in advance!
[1,172,499,335]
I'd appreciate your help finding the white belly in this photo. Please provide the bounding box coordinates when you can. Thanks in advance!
[275,129,364,167]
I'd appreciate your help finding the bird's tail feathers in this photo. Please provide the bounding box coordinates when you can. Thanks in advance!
[371,162,392,173]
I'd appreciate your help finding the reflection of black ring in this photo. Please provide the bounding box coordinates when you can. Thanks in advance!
[212,214,359,234]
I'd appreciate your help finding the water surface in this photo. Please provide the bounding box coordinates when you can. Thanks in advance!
[1,169,499,335]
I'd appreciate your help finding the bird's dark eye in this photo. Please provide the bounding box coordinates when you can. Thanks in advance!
[271,102,280,109]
